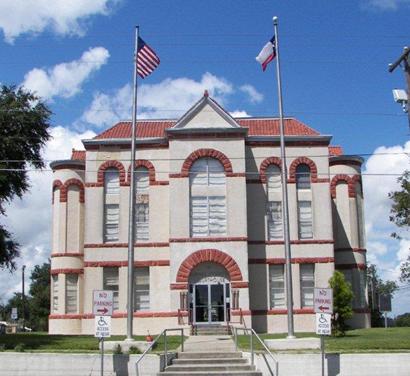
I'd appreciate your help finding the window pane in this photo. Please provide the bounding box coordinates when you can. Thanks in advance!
[300,264,314,307]
[190,158,208,186]
[135,202,149,241]
[269,265,285,308]
[103,267,119,311]
[191,196,226,236]
[266,165,281,195]
[267,201,283,239]
[52,275,58,313]
[66,274,78,313]
[104,168,120,195]
[208,158,225,186]
[191,196,209,236]
[209,196,226,235]
[135,167,149,193]
[298,201,313,239]
[296,164,311,190]
[104,204,119,242]
[134,267,149,311]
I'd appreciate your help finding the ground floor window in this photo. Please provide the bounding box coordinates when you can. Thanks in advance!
[300,264,315,307]
[52,275,58,313]
[269,264,285,308]
[342,269,366,309]
[65,274,78,313]
[134,267,150,311]
[103,267,119,311]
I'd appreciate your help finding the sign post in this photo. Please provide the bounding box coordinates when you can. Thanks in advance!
[379,293,392,328]
[314,288,333,376]
[93,290,113,376]
[11,307,18,321]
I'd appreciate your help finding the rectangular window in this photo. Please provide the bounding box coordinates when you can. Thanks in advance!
[191,196,226,236]
[65,274,78,313]
[52,275,58,313]
[300,264,315,307]
[267,201,283,239]
[135,202,149,241]
[269,265,285,308]
[104,204,119,242]
[298,201,313,239]
[103,267,119,311]
[134,267,150,311]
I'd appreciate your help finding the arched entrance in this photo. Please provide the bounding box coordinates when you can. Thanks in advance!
[189,262,231,324]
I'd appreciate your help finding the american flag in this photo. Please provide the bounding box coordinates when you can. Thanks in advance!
[137,37,160,79]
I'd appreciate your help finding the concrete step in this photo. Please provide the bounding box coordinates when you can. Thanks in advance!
[178,352,242,359]
[173,357,248,365]
[164,364,256,372]
[158,372,262,376]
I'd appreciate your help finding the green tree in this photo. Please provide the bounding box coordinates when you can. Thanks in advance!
[395,312,410,327]
[27,262,50,331]
[0,85,51,270]
[329,271,353,336]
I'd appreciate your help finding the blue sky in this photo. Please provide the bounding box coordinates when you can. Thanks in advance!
[0,0,409,316]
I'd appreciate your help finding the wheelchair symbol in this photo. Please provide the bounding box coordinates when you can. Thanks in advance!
[98,317,108,326]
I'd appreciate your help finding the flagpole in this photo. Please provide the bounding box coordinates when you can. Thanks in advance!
[273,16,295,339]
[126,25,139,341]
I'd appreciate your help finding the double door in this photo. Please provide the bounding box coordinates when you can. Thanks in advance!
[192,282,230,324]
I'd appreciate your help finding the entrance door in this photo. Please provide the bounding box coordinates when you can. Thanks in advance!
[193,283,229,324]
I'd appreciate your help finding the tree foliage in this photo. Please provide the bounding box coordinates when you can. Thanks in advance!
[0,85,51,270]
[395,312,410,327]
[329,271,353,336]
[388,170,410,283]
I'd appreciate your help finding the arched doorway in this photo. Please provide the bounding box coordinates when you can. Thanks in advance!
[188,262,231,324]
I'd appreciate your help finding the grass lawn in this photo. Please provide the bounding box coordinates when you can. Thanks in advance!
[236,327,410,353]
[0,332,184,353]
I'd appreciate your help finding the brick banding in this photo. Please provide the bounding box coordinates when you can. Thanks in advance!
[50,268,84,275]
[176,249,243,283]
[127,159,156,184]
[180,148,233,177]
[84,260,170,267]
[52,180,65,203]
[249,257,334,264]
[259,156,282,183]
[64,178,85,203]
[97,160,126,186]
[330,174,355,198]
[170,237,247,243]
[288,157,318,183]
[248,239,334,245]
[51,253,83,258]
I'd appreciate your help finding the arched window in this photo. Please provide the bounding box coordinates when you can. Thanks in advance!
[104,167,120,242]
[296,164,311,190]
[135,167,149,241]
[296,164,313,239]
[266,165,283,239]
[190,157,226,237]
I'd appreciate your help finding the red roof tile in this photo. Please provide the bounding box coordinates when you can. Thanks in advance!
[94,118,320,140]
[329,146,343,156]
[71,149,86,161]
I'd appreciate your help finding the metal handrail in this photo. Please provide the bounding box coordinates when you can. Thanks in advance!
[232,326,279,376]
[135,328,184,376]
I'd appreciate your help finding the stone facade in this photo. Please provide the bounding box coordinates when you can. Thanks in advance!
[49,93,370,334]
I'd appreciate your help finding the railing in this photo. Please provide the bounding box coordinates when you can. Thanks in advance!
[231,325,279,376]
[135,328,185,376]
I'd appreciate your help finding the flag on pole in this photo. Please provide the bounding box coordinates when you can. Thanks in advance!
[137,37,160,78]
[256,36,276,71]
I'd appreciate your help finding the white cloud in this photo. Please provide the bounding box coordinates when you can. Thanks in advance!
[81,73,261,129]
[0,0,118,43]
[230,110,251,118]
[22,47,109,101]
[239,85,263,104]
[0,126,95,303]
[364,0,410,10]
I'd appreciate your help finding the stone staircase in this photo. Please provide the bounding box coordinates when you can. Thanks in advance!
[192,324,231,335]
[158,334,262,375]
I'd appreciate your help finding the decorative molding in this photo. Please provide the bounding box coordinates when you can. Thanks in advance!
[52,180,64,203]
[49,311,188,320]
[170,237,247,243]
[96,160,126,186]
[259,156,281,183]
[248,239,334,245]
[84,260,170,267]
[180,148,233,177]
[288,156,318,183]
[64,178,85,203]
[330,174,356,198]
[51,253,83,258]
[84,242,169,248]
[170,283,189,290]
[176,249,243,283]
[127,159,156,184]
[249,257,334,265]
[50,268,84,275]
[231,281,249,288]
[251,308,315,315]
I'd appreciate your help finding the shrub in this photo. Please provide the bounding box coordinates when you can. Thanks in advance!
[14,343,25,352]
[112,344,122,354]
[128,346,141,354]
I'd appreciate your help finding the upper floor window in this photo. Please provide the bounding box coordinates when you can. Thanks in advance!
[135,167,149,241]
[190,158,226,237]
[300,264,315,307]
[298,201,313,239]
[103,267,119,311]
[134,267,150,311]
[266,165,283,239]
[65,274,78,313]
[296,164,311,190]
[52,275,58,313]
[104,168,120,195]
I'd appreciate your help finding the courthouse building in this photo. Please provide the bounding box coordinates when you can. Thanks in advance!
[49,92,369,334]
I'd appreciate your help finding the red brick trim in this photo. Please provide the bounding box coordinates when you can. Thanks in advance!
[335,248,367,253]
[170,283,189,290]
[288,157,318,183]
[64,178,85,203]
[251,308,315,315]
[168,132,246,140]
[50,268,84,275]
[249,257,334,265]
[49,314,83,319]
[84,182,102,188]
[231,309,252,316]
[336,263,366,270]
[180,149,233,177]
[97,160,126,186]
[248,239,334,245]
[259,157,281,184]
[52,180,65,203]
[151,181,169,186]
[330,174,355,198]
[176,249,243,283]
[246,141,330,148]
[170,237,247,243]
[84,242,170,248]
[231,281,249,288]
[49,311,188,320]
[84,260,170,267]
[51,253,83,258]
[127,159,156,184]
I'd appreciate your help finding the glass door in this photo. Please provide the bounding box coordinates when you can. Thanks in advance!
[193,283,228,324]
[194,284,209,323]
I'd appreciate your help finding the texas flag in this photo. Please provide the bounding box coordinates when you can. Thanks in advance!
[256,36,276,71]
